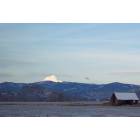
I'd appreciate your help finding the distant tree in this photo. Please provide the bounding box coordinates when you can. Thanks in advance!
[47,91,64,102]
[134,88,140,99]
[134,88,140,93]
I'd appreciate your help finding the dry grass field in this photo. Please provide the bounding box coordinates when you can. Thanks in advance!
[0,101,140,117]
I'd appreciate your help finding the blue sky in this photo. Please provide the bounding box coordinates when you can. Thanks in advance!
[1,23,140,84]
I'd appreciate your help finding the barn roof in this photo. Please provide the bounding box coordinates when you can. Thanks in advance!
[114,92,139,100]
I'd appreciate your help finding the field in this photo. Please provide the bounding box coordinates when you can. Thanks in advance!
[0,101,140,117]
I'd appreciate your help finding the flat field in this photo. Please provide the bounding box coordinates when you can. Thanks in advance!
[0,101,140,117]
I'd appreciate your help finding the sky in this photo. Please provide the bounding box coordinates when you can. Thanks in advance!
[0,23,140,84]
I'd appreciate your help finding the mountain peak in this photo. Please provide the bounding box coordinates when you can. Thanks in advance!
[43,75,62,83]
[108,82,123,85]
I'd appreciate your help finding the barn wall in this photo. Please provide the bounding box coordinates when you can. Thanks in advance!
[110,93,139,105]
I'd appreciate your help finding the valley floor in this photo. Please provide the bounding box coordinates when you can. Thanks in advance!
[0,101,140,117]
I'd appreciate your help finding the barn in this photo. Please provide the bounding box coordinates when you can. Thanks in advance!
[110,92,139,105]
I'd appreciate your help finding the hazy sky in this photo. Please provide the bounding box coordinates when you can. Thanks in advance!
[1,23,140,84]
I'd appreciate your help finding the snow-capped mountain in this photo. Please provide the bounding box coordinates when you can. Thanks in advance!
[43,75,62,83]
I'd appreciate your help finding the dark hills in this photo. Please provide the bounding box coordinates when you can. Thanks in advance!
[0,81,140,102]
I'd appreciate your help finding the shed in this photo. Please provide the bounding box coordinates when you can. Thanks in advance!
[110,92,139,105]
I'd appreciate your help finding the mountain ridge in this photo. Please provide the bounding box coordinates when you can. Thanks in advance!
[0,81,140,102]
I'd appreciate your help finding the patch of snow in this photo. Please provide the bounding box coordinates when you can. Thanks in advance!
[43,75,62,83]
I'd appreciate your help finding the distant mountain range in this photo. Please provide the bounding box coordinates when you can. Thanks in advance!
[0,81,140,101]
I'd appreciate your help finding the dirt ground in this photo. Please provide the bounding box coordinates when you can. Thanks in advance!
[0,101,140,117]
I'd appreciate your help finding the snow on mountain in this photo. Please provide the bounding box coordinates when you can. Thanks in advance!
[43,75,62,83]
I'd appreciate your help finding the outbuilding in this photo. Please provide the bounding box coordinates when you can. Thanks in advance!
[110,92,139,105]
